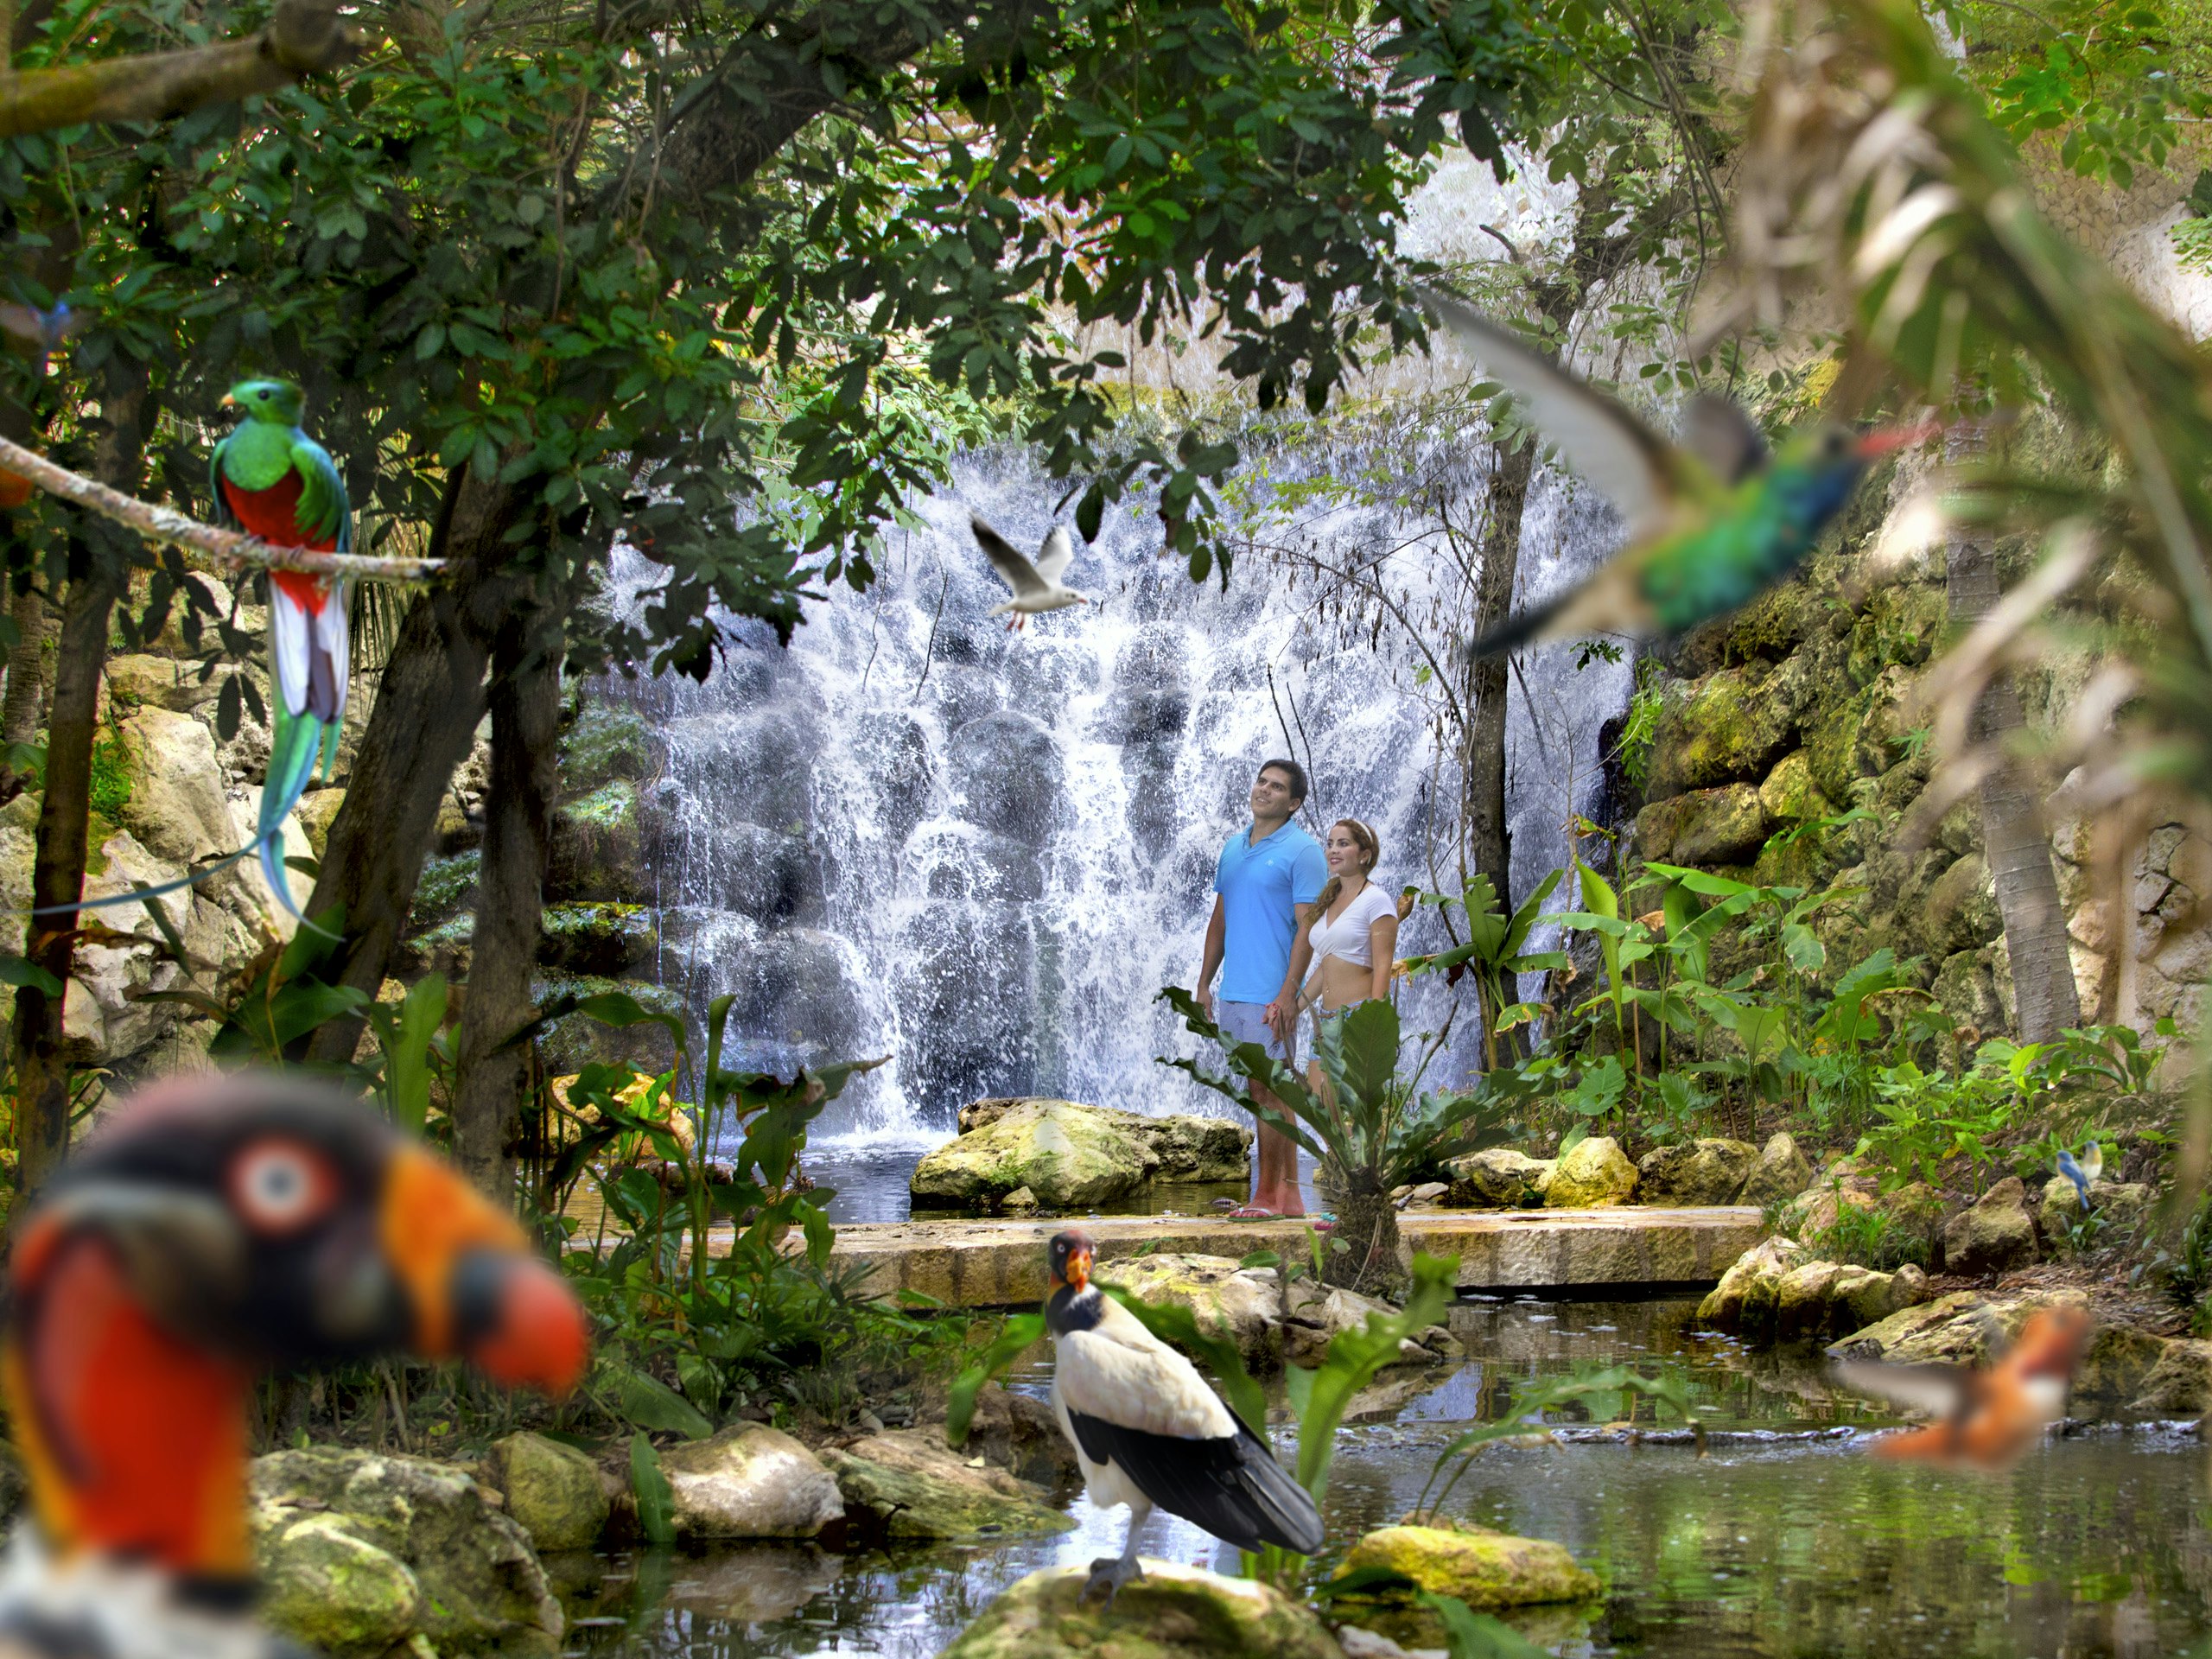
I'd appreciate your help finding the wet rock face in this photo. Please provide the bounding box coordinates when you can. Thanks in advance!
[1333,1516,1600,1610]
[893,902,1039,1103]
[1942,1177,2039,1277]
[1636,1138,1758,1206]
[942,1560,1344,1659]
[251,1447,563,1657]
[656,1424,844,1541]
[950,710,1063,846]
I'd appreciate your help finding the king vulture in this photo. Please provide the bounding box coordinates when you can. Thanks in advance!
[1045,1228,1323,1605]
[0,1073,590,1657]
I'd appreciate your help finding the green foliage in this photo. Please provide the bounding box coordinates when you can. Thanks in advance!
[1423,1594,1550,1659]
[2154,1192,2212,1335]
[86,721,132,822]
[1402,869,1566,1067]
[1413,1360,1693,1517]
[1613,658,1665,791]
[628,1433,676,1547]
[1803,1200,1929,1272]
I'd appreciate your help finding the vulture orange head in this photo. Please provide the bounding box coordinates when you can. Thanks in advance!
[3,1073,589,1587]
[1047,1228,1096,1295]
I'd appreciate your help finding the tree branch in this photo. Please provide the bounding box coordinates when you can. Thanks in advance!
[0,434,442,582]
[0,0,359,138]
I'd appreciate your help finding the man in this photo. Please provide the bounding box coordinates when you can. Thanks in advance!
[1195,759,1325,1217]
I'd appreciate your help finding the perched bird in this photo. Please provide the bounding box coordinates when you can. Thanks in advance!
[212,378,353,926]
[1833,1305,2091,1468]
[0,1072,588,1656]
[1044,1229,1322,1607]
[1419,290,1938,658]
[2054,1141,2104,1208]
[970,515,1087,631]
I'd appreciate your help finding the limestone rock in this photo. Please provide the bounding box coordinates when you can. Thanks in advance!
[944,1382,1080,1486]
[657,1423,843,1540]
[1281,1276,1456,1370]
[2075,1324,2170,1408]
[295,786,347,857]
[957,1096,1251,1184]
[1334,1518,1600,1609]
[1696,1236,1802,1331]
[818,1431,1073,1541]
[1635,783,1772,867]
[1739,1132,1815,1207]
[1758,751,1834,827]
[1770,1260,1927,1338]
[1645,663,1802,798]
[485,1432,610,1554]
[1636,1138,1757,1206]
[1445,1147,1554,1208]
[1780,1183,1875,1238]
[913,1100,1160,1209]
[1546,1136,1637,1208]
[251,1447,562,1657]
[1828,1288,2093,1368]
[115,705,236,864]
[1103,1253,1281,1363]
[2037,1179,2153,1243]
[1942,1178,2038,1276]
[1002,1185,1039,1213]
[942,1560,1342,1659]
[2128,1338,2212,1414]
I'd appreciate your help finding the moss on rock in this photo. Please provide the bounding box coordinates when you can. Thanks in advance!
[912,1099,1161,1209]
[1333,1519,1600,1609]
[818,1432,1073,1541]
[1546,1136,1637,1208]
[1636,784,1771,867]
[942,1560,1343,1659]
[486,1432,610,1554]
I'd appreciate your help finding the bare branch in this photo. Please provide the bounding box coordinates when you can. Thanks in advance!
[0,0,360,139]
[0,434,443,583]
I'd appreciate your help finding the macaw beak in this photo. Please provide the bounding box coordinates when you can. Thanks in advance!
[1858,418,1944,458]
[378,1146,588,1395]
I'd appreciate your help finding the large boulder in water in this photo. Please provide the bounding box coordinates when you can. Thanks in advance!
[949,710,1062,845]
[1636,1138,1757,1205]
[816,1431,1073,1541]
[942,1560,1342,1659]
[1332,1516,1601,1609]
[912,1099,1159,1209]
[657,1423,844,1541]
[251,1447,563,1657]
[484,1432,610,1554]
[958,1096,1250,1182]
[1545,1136,1637,1207]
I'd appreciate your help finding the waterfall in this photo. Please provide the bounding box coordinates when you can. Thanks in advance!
[604,437,1630,1147]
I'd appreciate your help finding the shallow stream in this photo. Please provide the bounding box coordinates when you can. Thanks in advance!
[550,1296,2212,1658]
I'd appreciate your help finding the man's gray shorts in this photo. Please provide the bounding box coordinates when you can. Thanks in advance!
[1217,1000,1291,1063]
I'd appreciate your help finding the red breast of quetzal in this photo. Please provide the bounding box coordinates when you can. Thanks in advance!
[209,378,353,927]
[1419,291,1939,658]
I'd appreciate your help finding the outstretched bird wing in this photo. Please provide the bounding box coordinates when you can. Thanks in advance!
[971,516,1053,600]
[1420,289,1713,539]
[1831,1358,1971,1419]
[1034,526,1074,585]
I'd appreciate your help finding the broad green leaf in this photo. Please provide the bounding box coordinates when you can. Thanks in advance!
[616,1368,715,1439]
[945,1313,1046,1446]
[629,1433,676,1547]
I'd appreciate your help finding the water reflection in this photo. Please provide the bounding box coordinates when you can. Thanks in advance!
[559,1298,2212,1657]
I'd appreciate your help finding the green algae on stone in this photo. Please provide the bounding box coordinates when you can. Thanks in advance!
[413,849,482,925]
[817,1432,1073,1541]
[1333,1520,1601,1609]
[562,704,663,792]
[1635,1138,1756,1206]
[1644,664,1803,798]
[942,1560,1343,1659]
[486,1432,610,1554]
[1546,1135,1637,1208]
[256,1511,425,1656]
[1635,783,1771,866]
[911,1098,1160,1209]
[1446,1147,1555,1207]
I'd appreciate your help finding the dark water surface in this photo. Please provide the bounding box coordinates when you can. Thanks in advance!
[554,1297,2212,1657]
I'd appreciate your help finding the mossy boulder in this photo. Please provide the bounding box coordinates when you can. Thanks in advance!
[1333,1517,1600,1609]
[1770,1260,1928,1338]
[1445,1147,1554,1208]
[549,779,651,904]
[561,702,663,792]
[535,974,683,1077]
[537,901,658,976]
[2037,1179,2152,1243]
[1645,664,1803,798]
[912,1099,1163,1209]
[958,1096,1250,1184]
[1635,1138,1757,1206]
[1696,1236,1802,1331]
[1102,1253,1282,1363]
[484,1433,610,1554]
[1634,784,1771,867]
[2129,1338,2212,1414]
[251,1447,563,1657]
[1942,1178,2038,1276]
[658,1423,844,1541]
[1739,1132,1815,1207]
[1757,751,1834,827]
[942,1560,1342,1659]
[817,1431,1073,1541]
[1546,1136,1637,1208]
[2075,1324,2171,1408]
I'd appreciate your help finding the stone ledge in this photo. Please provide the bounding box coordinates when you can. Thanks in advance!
[817,1207,1767,1308]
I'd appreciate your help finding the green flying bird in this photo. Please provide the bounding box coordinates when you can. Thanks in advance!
[1421,290,1938,658]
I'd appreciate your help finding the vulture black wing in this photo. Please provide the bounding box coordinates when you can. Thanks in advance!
[1067,1410,1324,1555]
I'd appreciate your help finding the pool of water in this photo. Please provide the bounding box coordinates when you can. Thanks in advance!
[550,1297,2212,1657]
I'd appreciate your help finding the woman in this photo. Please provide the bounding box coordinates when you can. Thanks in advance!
[1299,819,1398,1061]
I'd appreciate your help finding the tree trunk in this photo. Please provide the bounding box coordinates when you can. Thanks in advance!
[0,575,41,805]
[450,599,564,1198]
[1325,1173,1404,1294]
[300,466,536,1065]
[1944,426,2081,1041]
[1459,437,1533,911]
[11,359,149,1199]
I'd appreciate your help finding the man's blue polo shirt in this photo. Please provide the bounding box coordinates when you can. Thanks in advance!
[1214,819,1327,1003]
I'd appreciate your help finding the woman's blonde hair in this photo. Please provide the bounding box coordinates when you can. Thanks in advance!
[1313,818,1380,921]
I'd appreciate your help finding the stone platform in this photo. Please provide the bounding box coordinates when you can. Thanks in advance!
[825,1206,1766,1308]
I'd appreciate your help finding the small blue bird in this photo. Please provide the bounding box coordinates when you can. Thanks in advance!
[2054,1141,2104,1208]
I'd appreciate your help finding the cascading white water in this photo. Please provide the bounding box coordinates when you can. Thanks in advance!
[605,439,1629,1148]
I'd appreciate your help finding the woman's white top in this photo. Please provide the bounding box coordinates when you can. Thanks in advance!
[1308,882,1396,968]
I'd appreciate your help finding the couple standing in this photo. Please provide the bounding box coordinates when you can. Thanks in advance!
[1194,759,1400,1217]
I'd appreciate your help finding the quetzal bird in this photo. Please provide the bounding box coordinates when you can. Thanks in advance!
[0,1072,588,1657]
[1419,291,1938,658]
[211,378,353,926]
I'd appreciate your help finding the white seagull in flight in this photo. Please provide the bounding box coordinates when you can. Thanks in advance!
[971,514,1089,631]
